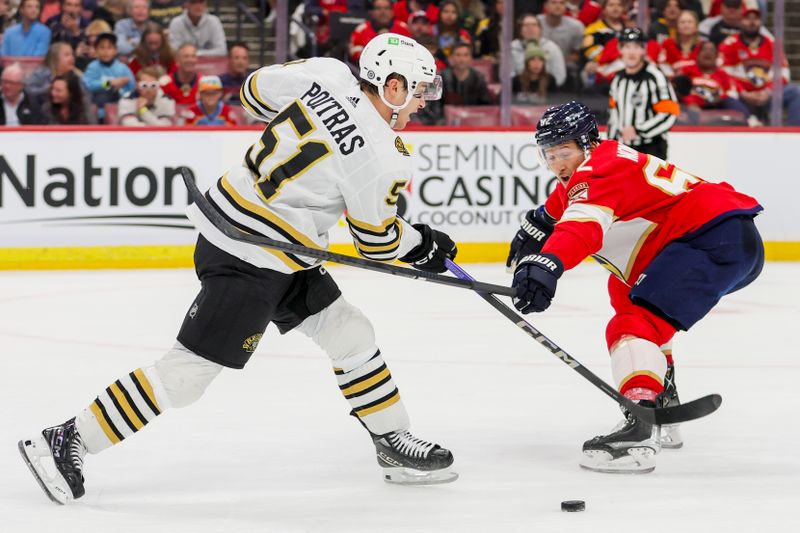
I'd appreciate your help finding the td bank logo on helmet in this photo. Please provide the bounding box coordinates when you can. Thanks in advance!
[387,36,415,48]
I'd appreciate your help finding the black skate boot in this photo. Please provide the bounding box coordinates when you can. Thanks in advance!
[580,401,660,474]
[372,430,458,485]
[657,363,684,449]
[19,418,87,504]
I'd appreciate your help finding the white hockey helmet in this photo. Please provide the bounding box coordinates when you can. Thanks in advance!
[359,33,442,123]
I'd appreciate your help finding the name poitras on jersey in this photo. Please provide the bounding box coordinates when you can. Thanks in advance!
[300,82,365,156]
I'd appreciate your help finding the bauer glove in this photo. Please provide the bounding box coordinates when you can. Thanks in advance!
[399,223,457,274]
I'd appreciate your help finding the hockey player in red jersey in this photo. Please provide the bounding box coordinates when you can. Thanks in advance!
[507,101,764,473]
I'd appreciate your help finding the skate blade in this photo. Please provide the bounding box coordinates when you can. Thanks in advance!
[658,425,684,449]
[382,466,459,486]
[579,447,656,474]
[18,437,72,505]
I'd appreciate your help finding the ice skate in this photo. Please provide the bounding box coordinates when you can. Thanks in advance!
[580,401,661,474]
[657,364,684,449]
[18,418,86,504]
[373,430,458,485]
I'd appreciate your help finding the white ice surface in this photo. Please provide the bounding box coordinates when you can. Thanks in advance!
[0,262,798,532]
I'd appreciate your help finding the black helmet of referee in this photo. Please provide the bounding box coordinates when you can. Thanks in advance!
[535,101,599,153]
[619,27,646,46]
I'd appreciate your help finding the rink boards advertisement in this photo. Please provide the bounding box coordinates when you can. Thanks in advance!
[0,127,798,268]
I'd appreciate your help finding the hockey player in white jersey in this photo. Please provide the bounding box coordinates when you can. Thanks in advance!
[19,33,460,505]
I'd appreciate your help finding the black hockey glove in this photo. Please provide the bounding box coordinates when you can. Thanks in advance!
[399,223,457,274]
[512,253,564,314]
[506,206,556,269]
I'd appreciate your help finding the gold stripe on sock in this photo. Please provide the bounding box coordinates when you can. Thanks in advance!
[355,392,401,418]
[90,401,122,444]
[109,383,145,430]
[133,368,161,413]
[341,368,391,397]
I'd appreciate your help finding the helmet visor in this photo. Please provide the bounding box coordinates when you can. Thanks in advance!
[419,75,442,101]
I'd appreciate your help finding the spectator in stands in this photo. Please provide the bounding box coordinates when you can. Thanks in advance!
[719,7,800,126]
[676,41,749,117]
[168,0,227,57]
[349,0,410,63]
[128,22,176,76]
[74,18,111,70]
[511,13,566,88]
[150,0,184,29]
[539,0,585,72]
[220,42,252,105]
[1,0,52,57]
[435,1,471,57]
[647,0,681,44]
[417,32,448,72]
[26,41,82,98]
[454,0,484,40]
[39,0,61,24]
[0,0,12,32]
[115,0,149,56]
[46,0,88,49]
[441,42,492,106]
[1,63,46,125]
[82,32,134,120]
[91,0,128,28]
[408,10,433,41]
[42,72,95,123]
[184,74,237,125]
[512,46,556,104]
[394,0,438,26]
[703,0,743,46]
[658,9,703,78]
[118,65,175,125]
[581,0,625,89]
[475,0,503,59]
[160,42,198,104]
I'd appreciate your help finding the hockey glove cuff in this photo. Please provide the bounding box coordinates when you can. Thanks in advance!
[512,253,564,314]
[506,206,556,270]
[399,223,457,273]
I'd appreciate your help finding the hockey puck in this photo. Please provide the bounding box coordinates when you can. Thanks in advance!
[561,500,585,512]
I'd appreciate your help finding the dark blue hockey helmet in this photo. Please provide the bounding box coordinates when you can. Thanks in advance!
[534,101,599,153]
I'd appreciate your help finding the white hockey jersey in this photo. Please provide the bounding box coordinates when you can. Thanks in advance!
[186,57,422,274]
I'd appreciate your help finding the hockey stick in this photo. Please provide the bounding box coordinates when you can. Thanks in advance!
[180,169,515,297]
[445,259,722,426]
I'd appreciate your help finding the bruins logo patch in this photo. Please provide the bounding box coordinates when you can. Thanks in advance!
[395,137,410,156]
[242,333,263,353]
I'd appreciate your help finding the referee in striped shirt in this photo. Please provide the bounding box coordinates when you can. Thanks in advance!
[607,27,679,159]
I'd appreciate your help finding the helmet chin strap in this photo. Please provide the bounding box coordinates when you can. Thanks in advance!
[377,84,414,129]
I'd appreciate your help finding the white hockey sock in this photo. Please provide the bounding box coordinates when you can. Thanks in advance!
[335,351,410,436]
[75,366,170,454]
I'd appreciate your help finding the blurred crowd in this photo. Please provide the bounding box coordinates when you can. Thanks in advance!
[0,0,797,127]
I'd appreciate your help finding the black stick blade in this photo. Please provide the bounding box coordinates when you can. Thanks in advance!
[630,394,722,425]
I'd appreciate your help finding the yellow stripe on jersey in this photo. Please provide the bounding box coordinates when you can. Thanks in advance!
[623,223,657,280]
[219,174,319,249]
[352,237,402,254]
[90,401,122,444]
[345,214,398,235]
[249,71,278,113]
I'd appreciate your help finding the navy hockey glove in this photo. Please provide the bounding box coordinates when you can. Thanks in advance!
[512,253,564,314]
[506,206,556,269]
[399,223,457,274]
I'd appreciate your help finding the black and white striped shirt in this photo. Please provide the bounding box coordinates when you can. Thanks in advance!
[607,62,679,148]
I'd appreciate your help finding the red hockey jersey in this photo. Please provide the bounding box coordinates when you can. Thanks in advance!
[541,141,762,285]
[678,64,739,107]
[719,33,789,92]
[657,37,703,77]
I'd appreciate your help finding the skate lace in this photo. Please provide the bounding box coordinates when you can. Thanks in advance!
[70,432,87,474]
[388,431,437,459]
